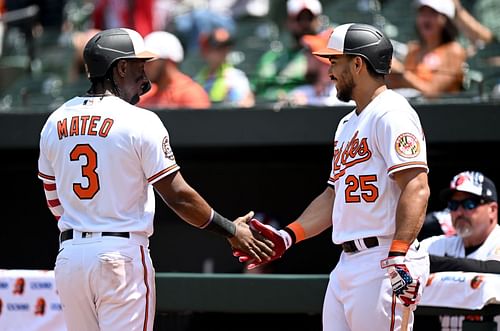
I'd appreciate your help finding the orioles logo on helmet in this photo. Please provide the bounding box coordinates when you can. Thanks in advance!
[470,275,484,289]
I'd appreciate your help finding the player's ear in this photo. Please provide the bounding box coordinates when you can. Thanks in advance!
[354,56,363,71]
[351,56,362,74]
[115,60,127,78]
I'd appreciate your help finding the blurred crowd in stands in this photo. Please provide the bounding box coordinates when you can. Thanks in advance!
[0,0,500,112]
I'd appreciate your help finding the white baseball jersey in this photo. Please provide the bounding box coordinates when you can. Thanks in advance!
[421,225,500,260]
[328,89,428,244]
[420,226,500,331]
[38,96,179,237]
[323,89,430,331]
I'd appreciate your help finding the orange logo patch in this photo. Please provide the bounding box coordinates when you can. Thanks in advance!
[395,133,420,158]
[470,275,484,289]
[426,273,436,287]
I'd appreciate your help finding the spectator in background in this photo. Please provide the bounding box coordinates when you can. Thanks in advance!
[68,28,101,83]
[252,0,323,102]
[452,0,500,55]
[168,1,269,54]
[138,31,211,110]
[196,27,255,108]
[387,0,466,99]
[92,0,153,37]
[418,208,455,242]
[288,28,354,107]
[420,170,500,331]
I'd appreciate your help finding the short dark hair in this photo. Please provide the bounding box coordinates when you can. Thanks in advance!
[346,54,385,79]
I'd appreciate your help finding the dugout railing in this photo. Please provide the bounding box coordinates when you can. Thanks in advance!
[155,273,500,331]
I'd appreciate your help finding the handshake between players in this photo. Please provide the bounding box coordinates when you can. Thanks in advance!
[234,219,421,309]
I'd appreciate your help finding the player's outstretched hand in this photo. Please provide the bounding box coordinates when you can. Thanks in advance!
[227,212,275,264]
[380,256,421,309]
[233,219,292,270]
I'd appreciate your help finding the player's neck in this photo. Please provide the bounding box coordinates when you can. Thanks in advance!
[86,80,116,97]
[354,83,387,114]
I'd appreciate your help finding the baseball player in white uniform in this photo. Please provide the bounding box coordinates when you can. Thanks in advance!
[421,171,500,330]
[37,28,273,331]
[235,23,431,331]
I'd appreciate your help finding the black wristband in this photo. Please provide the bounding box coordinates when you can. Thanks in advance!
[205,211,236,238]
[283,227,297,245]
[388,251,406,257]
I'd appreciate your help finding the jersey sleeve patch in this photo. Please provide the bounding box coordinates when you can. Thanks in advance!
[162,136,175,161]
[394,132,420,158]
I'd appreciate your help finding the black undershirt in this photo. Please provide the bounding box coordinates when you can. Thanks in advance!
[464,244,482,255]
[429,254,500,274]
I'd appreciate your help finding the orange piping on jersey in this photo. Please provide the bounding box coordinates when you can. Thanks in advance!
[47,198,61,208]
[38,172,55,181]
[140,246,150,331]
[287,221,306,243]
[147,164,179,183]
[43,182,56,190]
[390,294,397,331]
[387,161,427,173]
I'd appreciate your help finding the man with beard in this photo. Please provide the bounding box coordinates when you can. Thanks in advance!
[235,23,430,331]
[420,170,500,330]
[37,28,273,331]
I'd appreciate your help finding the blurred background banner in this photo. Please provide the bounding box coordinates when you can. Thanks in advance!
[0,269,65,331]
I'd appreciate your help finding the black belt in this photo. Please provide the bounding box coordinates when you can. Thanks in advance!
[60,230,130,243]
[341,237,379,253]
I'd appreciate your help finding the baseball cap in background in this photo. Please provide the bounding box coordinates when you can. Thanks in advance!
[287,0,322,17]
[301,28,334,65]
[416,0,455,19]
[144,31,184,63]
[205,27,235,48]
[440,171,498,202]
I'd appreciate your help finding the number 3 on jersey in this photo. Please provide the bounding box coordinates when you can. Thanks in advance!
[70,144,100,199]
[344,174,379,203]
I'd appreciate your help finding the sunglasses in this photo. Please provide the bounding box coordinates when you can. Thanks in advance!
[448,198,486,211]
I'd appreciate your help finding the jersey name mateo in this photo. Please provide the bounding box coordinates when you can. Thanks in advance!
[57,116,114,140]
[333,130,372,181]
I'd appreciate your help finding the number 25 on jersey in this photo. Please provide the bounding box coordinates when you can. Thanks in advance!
[344,174,379,203]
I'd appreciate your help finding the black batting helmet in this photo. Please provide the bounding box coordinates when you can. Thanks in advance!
[313,23,393,74]
[83,28,156,79]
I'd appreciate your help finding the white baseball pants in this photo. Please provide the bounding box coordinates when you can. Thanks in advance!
[54,232,155,331]
[323,241,429,331]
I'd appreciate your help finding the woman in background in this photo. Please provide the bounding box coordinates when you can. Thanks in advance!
[387,0,466,98]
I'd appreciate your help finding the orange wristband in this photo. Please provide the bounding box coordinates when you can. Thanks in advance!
[287,221,306,243]
[389,240,410,255]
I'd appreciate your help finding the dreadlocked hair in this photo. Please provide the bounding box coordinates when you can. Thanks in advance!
[86,61,121,97]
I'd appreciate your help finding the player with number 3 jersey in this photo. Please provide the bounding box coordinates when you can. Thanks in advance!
[38,28,273,331]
